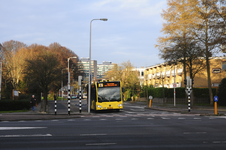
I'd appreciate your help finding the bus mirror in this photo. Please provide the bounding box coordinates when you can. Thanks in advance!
[122,87,124,92]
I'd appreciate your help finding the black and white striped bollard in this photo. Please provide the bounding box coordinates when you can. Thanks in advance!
[79,87,82,113]
[187,87,191,112]
[54,98,57,115]
[68,85,71,115]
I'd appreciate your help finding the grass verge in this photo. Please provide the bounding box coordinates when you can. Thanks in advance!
[0,109,29,113]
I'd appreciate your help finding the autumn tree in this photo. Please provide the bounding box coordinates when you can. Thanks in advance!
[157,0,226,105]
[23,50,63,112]
[48,42,83,84]
[0,40,27,98]
[105,61,140,99]
[156,0,199,82]
[192,0,226,104]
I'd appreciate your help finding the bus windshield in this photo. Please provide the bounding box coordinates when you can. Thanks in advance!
[97,87,121,102]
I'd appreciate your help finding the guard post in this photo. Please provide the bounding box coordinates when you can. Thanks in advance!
[54,94,57,115]
[214,96,218,115]
[78,76,83,113]
[149,96,153,108]
[185,76,192,112]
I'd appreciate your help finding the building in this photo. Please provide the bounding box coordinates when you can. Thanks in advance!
[132,68,145,86]
[97,61,114,79]
[78,57,97,84]
[144,57,226,88]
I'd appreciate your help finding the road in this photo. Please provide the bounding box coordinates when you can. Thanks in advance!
[1,101,226,150]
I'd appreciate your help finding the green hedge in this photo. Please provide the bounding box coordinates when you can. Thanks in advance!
[166,88,186,98]
[0,100,31,111]
[140,87,217,99]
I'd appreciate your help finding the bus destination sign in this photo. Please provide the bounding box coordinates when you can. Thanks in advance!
[98,82,119,87]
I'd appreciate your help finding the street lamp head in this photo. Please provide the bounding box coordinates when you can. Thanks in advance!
[100,18,108,21]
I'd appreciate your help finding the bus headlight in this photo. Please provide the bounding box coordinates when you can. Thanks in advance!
[118,104,123,107]
[97,105,102,108]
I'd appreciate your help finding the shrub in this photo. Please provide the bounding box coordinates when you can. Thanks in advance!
[218,78,226,106]
[166,88,186,98]
[0,100,31,111]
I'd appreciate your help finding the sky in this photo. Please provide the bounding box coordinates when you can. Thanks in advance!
[0,0,168,68]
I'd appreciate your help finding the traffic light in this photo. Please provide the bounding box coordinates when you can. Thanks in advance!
[64,72,68,85]
[184,79,187,86]
[192,79,194,85]
[78,76,82,86]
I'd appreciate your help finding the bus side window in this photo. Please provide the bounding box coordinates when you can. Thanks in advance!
[91,85,97,102]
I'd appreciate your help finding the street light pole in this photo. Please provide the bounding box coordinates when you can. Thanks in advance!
[88,18,108,113]
[174,62,176,106]
[67,57,77,115]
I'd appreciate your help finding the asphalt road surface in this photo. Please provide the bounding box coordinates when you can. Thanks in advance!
[1,101,226,150]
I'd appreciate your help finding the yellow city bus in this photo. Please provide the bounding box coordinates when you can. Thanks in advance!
[88,80,123,111]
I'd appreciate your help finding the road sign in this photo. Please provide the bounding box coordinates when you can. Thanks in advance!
[149,96,153,100]
[214,96,218,102]
[173,83,176,88]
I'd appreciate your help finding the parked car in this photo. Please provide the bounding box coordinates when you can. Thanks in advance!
[71,95,77,99]
[83,93,87,99]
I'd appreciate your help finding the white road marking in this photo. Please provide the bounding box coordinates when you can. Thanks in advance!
[0,127,47,130]
[209,117,217,119]
[68,119,75,121]
[178,118,185,119]
[147,118,154,119]
[100,119,107,121]
[35,120,43,122]
[84,119,91,121]
[213,141,221,144]
[51,120,59,121]
[162,117,170,119]
[86,143,116,146]
[123,111,136,114]
[18,121,26,122]
[2,121,9,122]
[194,118,201,120]
[80,134,106,136]
[0,134,52,137]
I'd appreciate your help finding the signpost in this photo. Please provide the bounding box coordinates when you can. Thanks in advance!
[214,96,218,115]
[149,96,153,108]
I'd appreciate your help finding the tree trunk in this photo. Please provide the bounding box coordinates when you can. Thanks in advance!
[40,89,48,112]
[206,56,213,105]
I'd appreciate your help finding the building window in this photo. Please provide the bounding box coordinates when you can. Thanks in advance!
[212,68,221,73]
[222,61,226,71]
[141,71,144,76]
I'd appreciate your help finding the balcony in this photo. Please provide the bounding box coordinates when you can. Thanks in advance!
[161,72,165,78]
[156,72,161,78]
[177,68,183,76]
[171,70,176,77]
[166,71,170,77]
[148,74,152,79]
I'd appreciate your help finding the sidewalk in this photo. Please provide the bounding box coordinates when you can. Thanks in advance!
[146,102,226,116]
[1,101,226,121]
[0,101,90,121]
